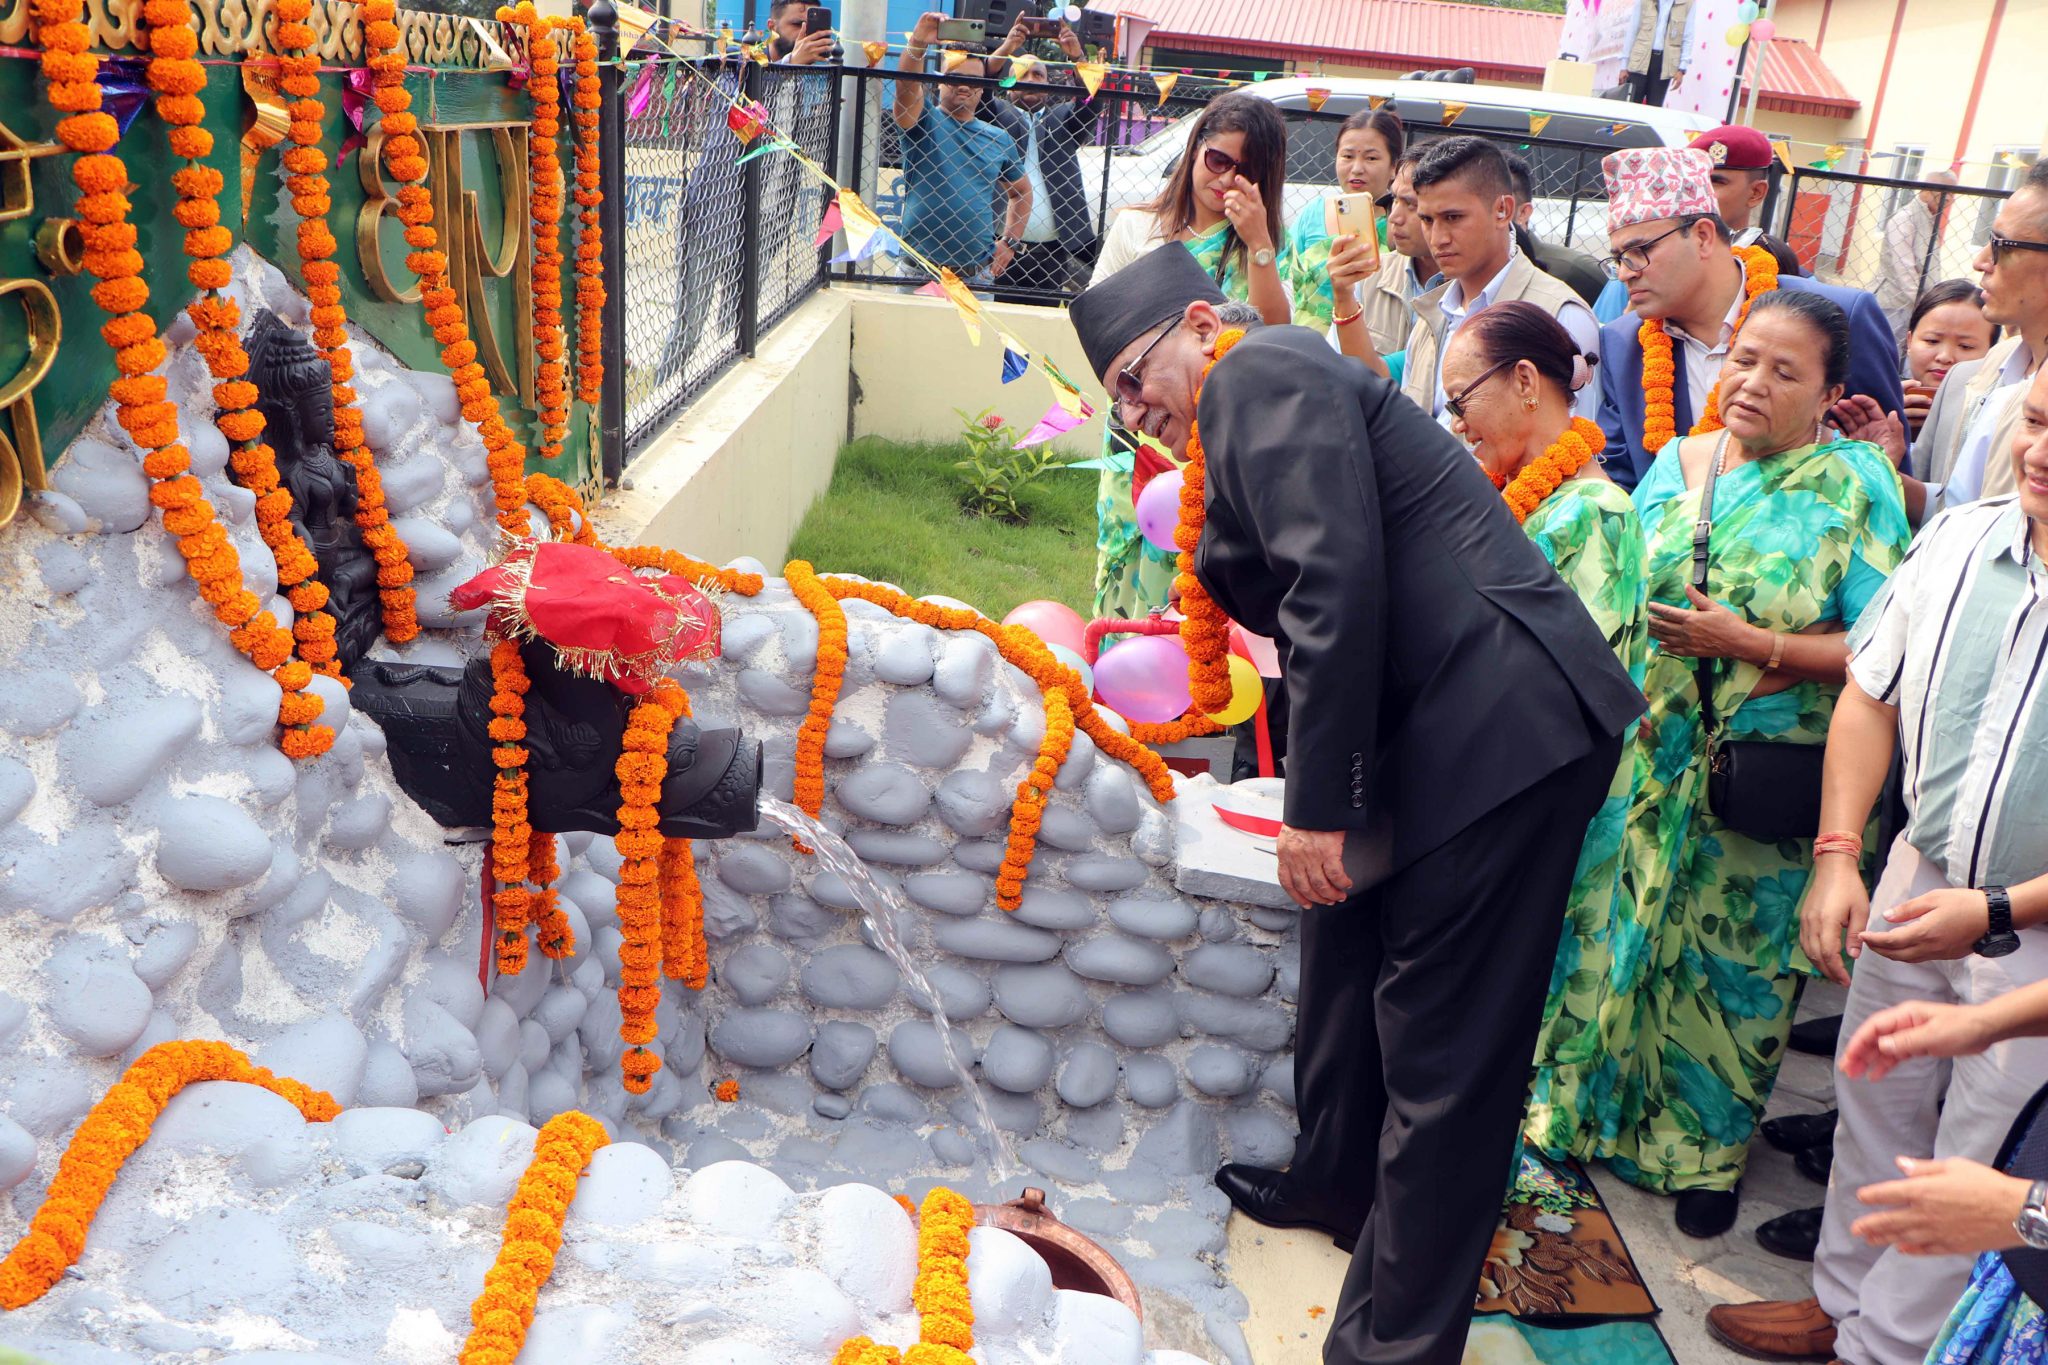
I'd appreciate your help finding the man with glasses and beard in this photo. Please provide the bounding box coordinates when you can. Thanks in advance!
[1068,243,1642,1365]
[1593,147,1905,491]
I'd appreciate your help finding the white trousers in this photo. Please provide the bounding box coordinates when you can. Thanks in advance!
[1814,837,2048,1365]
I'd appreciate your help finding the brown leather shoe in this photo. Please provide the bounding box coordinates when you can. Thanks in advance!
[1704,1297,1837,1361]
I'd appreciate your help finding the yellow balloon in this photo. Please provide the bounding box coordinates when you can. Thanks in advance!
[1725,21,1750,44]
[1205,655,1263,727]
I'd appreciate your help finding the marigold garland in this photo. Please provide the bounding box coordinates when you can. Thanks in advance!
[458,1109,608,1365]
[33,0,334,760]
[785,561,849,844]
[1173,329,1246,718]
[829,1187,980,1365]
[1127,713,1224,744]
[275,0,420,641]
[501,3,569,460]
[714,1078,740,1102]
[609,543,765,598]
[1638,244,1779,453]
[525,473,598,545]
[995,686,1072,910]
[0,1041,340,1309]
[566,18,605,404]
[489,640,536,975]
[657,686,707,991]
[530,828,574,958]
[1499,416,1605,524]
[615,679,686,1093]
[361,0,535,538]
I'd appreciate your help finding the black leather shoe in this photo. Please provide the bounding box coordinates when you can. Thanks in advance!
[1757,1206,1824,1261]
[1213,1163,1362,1253]
[1795,1140,1834,1185]
[1761,1110,1838,1154]
[1789,1014,1843,1057]
[1675,1187,1740,1239]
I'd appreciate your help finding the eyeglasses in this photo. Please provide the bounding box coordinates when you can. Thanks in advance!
[1115,318,1180,418]
[1601,221,1689,279]
[1201,146,1254,180]
[1444,357,1518,422]
[1988,235,2048,267]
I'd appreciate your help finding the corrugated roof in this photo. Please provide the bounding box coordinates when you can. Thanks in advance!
[1113,0,1859,116]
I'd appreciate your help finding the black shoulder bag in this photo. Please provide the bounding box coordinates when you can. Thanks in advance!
[1693,433,1827,844]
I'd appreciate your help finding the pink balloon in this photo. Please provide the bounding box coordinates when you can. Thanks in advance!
[1002,599,1087,655]
[1094,635,1192,724]
[1135,469,1185,556]
[1749,18,1776,41]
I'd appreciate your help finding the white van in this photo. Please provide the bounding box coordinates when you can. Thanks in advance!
[1076,76,1715,260]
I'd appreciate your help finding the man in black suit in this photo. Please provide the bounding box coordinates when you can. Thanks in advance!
[982,17,1098,299]
[1069,245,1643,1365]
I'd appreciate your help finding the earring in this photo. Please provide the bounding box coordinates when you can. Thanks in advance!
[1524,396,1537,411]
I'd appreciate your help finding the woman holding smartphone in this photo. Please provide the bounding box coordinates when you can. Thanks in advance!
[1087,93,1291,619]
[1286,108,1404,371]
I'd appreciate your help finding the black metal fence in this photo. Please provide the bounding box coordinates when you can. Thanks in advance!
[832,64,1641,306]
[1766,166,2009,341]
[606,52,840,457]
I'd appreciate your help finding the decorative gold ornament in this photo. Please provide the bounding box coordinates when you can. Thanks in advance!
[0,0,563,67]
[0,278,59,530]
[32,219,84,276]
[0,121,65,225]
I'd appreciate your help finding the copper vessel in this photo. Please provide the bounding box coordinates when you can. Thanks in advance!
[974,1187,1144,1321]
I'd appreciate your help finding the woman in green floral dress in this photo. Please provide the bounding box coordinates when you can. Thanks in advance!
[1087,94,1293,620]
[1284,108,1402,371]
[1607,291,1912,1238]
[1438,304,1649,1182]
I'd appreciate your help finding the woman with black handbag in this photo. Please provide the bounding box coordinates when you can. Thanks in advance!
[1606,289,1913,1237]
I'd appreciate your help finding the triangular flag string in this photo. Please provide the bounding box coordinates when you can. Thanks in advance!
[1440,101,1466,127]
[813,198,843,248]
[1304,87,1330,113]
[1152,70,1178,107]
[1075,61,1107,100]
[861,39,887,66]
[1528,112,1553,138]
[1366,94,1389,111]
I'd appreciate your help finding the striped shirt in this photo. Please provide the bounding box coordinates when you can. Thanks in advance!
[1849,497,2048,889]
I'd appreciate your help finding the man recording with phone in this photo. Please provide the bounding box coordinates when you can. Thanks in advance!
[983,13,1096,299]
[767,0,837,65]
[894,11,1032,290]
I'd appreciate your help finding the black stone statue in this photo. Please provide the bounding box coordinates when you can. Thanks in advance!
[350,639,761,840]
[245,309,385,672]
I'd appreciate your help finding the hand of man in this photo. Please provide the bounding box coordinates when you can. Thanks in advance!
[1859,887,1990,964]
[991,239,1015,278]
[1799,855,1871,987]
[1057,23,1084,59]
[1829,394,1908,467]
[1326,234,1377,293]
[911,10,943,46]
[1841,1000,1997,1082]
[1221,180,1272,254]
[1852,1156,2031,1256]
[994,17,1029,56]
[1277,825,1352,909]
[1646,585,1764,660]
[791,29,835,64]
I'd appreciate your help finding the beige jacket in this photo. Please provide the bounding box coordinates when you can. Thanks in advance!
[1363,250,1427,359]
[1627,0,1694,81]
[1922,334,2034,507]
[1401,250,1585,415]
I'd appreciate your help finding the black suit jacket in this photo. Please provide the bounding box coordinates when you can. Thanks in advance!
[1193,328,1644,874]
[984,95,1098,256]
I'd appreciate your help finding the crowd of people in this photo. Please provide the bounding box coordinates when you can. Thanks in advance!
[1061,82,2048,1365]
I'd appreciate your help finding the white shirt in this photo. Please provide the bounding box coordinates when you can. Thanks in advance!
[1665,268,1748,428]
[1652,0,1677,49]
[1940,342,2036,507]
[1021,115,1057,244]
[1430,246,1602,423]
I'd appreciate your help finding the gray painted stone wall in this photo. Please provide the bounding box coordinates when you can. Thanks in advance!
[0,249,1303,1365]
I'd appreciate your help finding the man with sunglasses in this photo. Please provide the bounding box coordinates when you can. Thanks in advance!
[1071,243,1643,1365]
[1592,147,1905,492]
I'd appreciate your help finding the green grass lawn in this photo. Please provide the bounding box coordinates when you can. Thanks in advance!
[787,437,1098,616]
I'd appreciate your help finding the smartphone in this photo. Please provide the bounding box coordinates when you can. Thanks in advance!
[937,17,985,43]
[804,5,832,33]
[1325,193,1382,265]
[1018,16,1060,36]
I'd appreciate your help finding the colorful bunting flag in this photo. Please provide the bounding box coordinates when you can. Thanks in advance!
[1076,62,1108,100]
[746,43,771,65]
[2002,150,2032,169]
[716,22,732,54]
[937,267,983,346]
[1001,345,1030,383]
[1252,71,1270,82]
[1528,112,1553,138]
[1366,94,1389,111]
[813,198,843,248]
[862,39,888,66]
[735,137,794,164]
[1440,101,1466,127]
[1015,401,1089,448]
[1608,121,1630,135]
[832,188,888,261]
[1041,358,1091,419]
[1304,87,1330,113]
[626,60,657,119]
[1772,139,1795,173]
[727,100,769,144]
[1153,70,1179,107]
[941,47,970,73]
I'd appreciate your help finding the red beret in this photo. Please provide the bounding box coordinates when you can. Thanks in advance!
[1689,125,1775,171]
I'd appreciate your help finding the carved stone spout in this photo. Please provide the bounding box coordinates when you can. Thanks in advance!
[350,639,760,840]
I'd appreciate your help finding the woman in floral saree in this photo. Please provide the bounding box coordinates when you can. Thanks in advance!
[1606,290,1912,1237]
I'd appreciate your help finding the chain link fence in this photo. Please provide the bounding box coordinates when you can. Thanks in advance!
[834,64,1644,306]
[618,56,838,455]
[1768,166,2009,342]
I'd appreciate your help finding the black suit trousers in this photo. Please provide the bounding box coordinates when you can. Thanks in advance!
[1290,733,1623,1365]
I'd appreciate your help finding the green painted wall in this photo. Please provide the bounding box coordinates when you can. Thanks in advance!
[0,53,594,487]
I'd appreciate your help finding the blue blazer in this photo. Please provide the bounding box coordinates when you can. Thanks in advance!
[1596,274,1907,491]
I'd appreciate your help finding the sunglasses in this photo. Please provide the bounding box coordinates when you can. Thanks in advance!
[1444,357,1518,422]
[1988,235,2048,267]
[1201,145,1256,180]
[1115,318,1180,417]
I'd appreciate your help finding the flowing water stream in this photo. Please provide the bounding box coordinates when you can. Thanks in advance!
[755,797,1018,1182]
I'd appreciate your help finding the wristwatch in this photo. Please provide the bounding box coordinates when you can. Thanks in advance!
[1251,246,1277,268]
[1001,236,1022,251]
[2017,1179,2048,1250]
[1976,884,2021,958]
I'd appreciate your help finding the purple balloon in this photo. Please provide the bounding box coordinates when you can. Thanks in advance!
[1094,635,1192,724]
[1135,470,1185,557]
